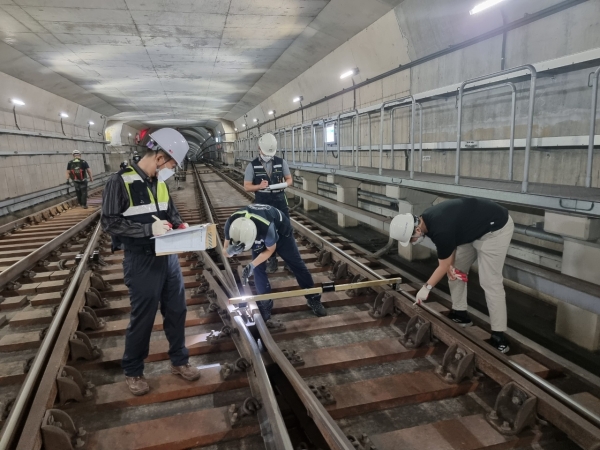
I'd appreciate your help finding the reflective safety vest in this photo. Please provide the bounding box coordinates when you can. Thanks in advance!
[251,156,284,189]
[120,167,170,222]
[230,204,291,252]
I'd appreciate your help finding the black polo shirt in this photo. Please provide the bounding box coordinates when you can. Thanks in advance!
[422,198,509,260]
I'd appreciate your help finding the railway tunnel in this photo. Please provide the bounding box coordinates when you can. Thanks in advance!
[0,0,600,449]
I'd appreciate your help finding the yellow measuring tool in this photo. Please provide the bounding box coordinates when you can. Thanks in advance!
[229,277,401,305]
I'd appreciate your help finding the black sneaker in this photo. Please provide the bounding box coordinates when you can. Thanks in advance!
[307,298,327,317]
[447,309,473,327]
[490,331,510,354]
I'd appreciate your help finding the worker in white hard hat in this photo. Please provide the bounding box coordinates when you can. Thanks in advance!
[223,204,327,321]
[66,149,93,208]
[243,132,293,274]
[389,198,514,354]
[101,127,200,396]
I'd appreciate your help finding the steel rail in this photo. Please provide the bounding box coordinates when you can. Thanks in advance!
[211,165,600,441]
[191,164,293,450]
[254,314,355,450]
[0,209,101,289]
[192,165,240,297]
[0,220,102,450]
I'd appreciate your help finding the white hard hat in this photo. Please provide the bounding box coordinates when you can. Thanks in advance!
[72,149,80,155]
[389,213,417,247]
[258,133,277,157]
[229,217,257,251]
[149,128,189,168]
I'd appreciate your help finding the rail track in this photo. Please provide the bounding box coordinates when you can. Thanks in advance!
[0,165,598,450]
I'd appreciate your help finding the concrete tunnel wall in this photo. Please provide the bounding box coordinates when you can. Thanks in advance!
[0,71,106,202]
[233,0,600,187]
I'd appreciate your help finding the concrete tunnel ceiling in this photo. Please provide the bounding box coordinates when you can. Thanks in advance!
[0,0,405,127]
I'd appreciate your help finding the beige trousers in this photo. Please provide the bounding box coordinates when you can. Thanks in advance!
[448,216,514,332]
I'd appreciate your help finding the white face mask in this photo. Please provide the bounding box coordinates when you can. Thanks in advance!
[157,167,174,181]
[260,154,273,163]
[411,235,425,246]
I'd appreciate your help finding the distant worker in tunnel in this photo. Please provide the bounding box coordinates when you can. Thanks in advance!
[389,198,514,353]
[66,149,93,209]
[101,127,200,396]
[223,204,327,321]
[243,133,293,273]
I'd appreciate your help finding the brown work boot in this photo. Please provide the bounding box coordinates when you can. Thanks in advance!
[171,363,201,381]
[125,376,149,396]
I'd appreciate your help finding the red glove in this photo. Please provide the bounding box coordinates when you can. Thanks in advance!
[454,268,468,282]
[177,223,189,229]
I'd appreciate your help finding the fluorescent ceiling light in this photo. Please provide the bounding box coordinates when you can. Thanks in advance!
[88,121,94,125]
[293,96,303,103]
[340,69,357,79]
[243,124,246,127]
[11,99,25,106]
[253,118,257,122]
[268,110,274,115]
[60,112,69,118]
[234,128,238,131]
[469,0,506,15]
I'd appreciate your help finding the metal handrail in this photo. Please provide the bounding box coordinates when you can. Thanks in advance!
[458,82,518,181]
[587,66,600,188]
[388,99,421,176]
[456,64,537,191]
[379,97,414,176]
[0,221,103,450]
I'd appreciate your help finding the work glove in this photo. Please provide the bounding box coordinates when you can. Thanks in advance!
[241,262,254,286]
[226,241,245,257]
[415,285,430,305]
[151,215,172,237]
[177,223,189,229]
[454,268,468,282]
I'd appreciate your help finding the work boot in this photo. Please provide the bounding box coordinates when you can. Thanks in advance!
[489,331,510,354]
[266,257,278,274]
[83,205,88,209]
[171,363,201,381]
[125,376,150,396]
[447,309,473,327]
[306,295,327,317]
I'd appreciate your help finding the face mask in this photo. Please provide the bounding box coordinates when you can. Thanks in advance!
[260,154,273,163]
[157,167,174,181]
[411,235,425,246]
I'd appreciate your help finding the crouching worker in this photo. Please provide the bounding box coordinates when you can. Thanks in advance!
[101,128,200,396]
[223,204,327,320]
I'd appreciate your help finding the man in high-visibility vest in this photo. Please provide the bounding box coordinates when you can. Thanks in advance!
[101,128,200,396]
[223,204,327,321]
[243,133,292,273]
[66,149,93,208]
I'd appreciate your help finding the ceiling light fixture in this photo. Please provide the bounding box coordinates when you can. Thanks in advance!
[268,110,275,115]
[243,124,246,127]
[469,0,506,15]
[340,68,358,79]
[234,128,238,131]
[60,112,69,118]
[293,96,303,103]
[88,121,94,125]
[11,99,25,106]
[253,118,257,123]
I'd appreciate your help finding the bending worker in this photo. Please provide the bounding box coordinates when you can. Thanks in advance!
[389,198,514,353]
[223,204,327,320]
[66,149,93,209]
[243,133,292,273]
[101,127,200,396]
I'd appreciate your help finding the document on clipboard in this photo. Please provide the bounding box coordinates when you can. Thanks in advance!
[151,223,217,256]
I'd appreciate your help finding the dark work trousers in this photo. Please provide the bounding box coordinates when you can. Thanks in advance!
[122,250,189,376]
[252,231,316,320]
[73,180,88,207]
[255,192,289,269]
